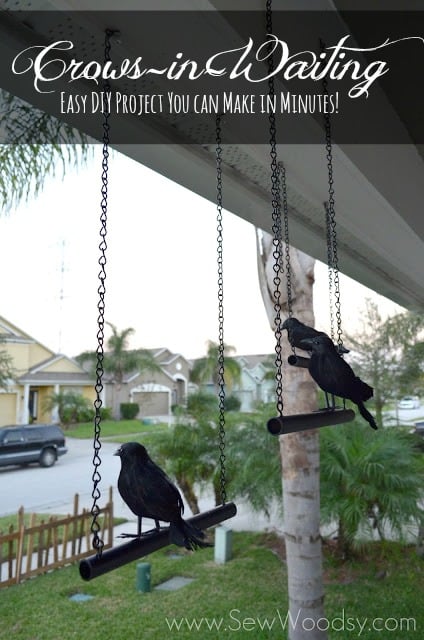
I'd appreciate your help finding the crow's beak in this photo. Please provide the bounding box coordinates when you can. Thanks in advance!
[114,448,121,457]
[282,319,288,329]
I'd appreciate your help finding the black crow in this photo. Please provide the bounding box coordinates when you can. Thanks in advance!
[282,317,349,354]
[300,335,377,430]
[114,442,211,550]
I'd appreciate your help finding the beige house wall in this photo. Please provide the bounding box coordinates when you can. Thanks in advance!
[37,387,51,423]
[0,392,18,426]
[43,358,83,374]
[5,342,49,373]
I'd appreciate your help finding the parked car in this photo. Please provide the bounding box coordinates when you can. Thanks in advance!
[398,396,421,410]
[0,424,68,468]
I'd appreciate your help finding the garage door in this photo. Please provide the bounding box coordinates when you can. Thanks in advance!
[132,391,169,417]
[0,393,17,426]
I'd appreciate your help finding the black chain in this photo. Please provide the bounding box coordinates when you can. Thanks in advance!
[216,114,226,505]
[266,0,284,417]
[91,29,114,555]
[325,203,335,343]
[279,162,293,321]
[321,39,344,353]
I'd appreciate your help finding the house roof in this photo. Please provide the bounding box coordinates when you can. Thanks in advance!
[150,348,189,366]
[0,315,54,354]
[235,354,272,370]
[26,353,87,374]
[99,347,187,384]
[17,371,93,384]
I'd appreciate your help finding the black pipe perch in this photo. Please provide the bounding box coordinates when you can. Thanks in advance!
[80,443,237,581]
[268,408,355,436]
[80,502,237,581]
[287,354,310,369]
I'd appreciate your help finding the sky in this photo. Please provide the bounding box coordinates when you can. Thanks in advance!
[0,147,404,360]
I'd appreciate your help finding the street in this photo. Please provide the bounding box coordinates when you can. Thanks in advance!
[384,405,424,428]
[0,437,277,533]
[0,437,124,518]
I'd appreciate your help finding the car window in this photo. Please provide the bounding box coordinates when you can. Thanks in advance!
[4,430,24,443]
[26,430,42,441]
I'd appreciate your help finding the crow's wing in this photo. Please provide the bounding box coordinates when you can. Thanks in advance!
[309,351,373,403]
[140,458,184,522]
[309,350,356,398]
[118,456,184,524]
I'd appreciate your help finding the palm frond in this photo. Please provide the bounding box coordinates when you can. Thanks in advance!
[0,89,93,214]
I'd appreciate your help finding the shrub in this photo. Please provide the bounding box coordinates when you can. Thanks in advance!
[100,406,112,420]
[44,391,94,427]
[120,403,139,420]
[320,420,424,557]
[225,394,241,412]
[186,391,217,418]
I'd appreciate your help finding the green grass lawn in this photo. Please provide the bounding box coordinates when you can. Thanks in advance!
[65,419,168,440]
[0,532,422,640]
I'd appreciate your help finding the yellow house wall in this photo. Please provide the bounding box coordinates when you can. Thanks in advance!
[37,387,51,423]
[43,358,83,374]
[4,342,31,373]
[4,341,53,374]
[0,393,18,426]
[28,343,53,368]
[80,387,95,403]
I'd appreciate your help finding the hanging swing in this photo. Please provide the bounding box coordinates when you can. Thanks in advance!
[264,10,355,437]
[79,34,236,582]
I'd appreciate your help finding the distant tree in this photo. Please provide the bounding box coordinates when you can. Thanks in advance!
[320,420,424,558]
[0,344,15,390]
[76,322,161,418]
[0,89,91,214]
[386,312,424,396]
[346,300,424,427]
[190,340,241,391]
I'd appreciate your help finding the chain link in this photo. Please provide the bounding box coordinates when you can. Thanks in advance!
[321,39,344,353]
[91,29,114,556]
[215,114,226,505]
[325,202,335,343]
[266,0,284,417]
[279,162,293,322]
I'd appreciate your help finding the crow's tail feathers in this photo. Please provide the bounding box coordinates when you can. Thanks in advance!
[170,519,212,551]
[357,401,378,430]
[355,377,374,401]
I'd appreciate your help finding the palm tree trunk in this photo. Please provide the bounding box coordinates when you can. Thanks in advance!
[111,384,121,420]
[337,518,352,559]
[257,231,327,640]
[417,524,424,558]
[281,329,326,640]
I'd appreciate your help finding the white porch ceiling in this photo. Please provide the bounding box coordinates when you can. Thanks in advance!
[0,0,423,310]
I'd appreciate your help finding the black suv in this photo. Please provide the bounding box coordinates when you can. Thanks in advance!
[0,424,68,468]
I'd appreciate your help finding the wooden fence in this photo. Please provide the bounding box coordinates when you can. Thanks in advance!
[0,487,113,588]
